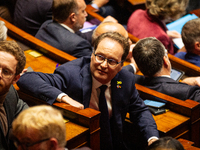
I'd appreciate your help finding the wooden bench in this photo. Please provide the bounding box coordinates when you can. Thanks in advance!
[0,17,76,64]
[135,84,200,147]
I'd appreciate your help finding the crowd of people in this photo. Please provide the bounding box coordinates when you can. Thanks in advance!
[0,0,200,149]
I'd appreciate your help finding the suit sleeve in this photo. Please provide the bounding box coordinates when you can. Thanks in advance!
[17,71,69,105]
[128,78,159,141]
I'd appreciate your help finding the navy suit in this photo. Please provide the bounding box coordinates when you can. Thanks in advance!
[175,52,200,67]
[14,0,53,36]
[17,56,159,150]
[0,85,28,150]
[124,65,200,102]
[35,20,92,58]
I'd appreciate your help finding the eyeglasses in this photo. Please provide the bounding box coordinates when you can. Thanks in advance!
[93,53,123,68]
[0,68,14,79]
[13,137,50,150]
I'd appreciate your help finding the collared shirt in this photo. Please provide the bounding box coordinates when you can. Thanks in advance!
[160,75,171,78]
[60,23,74,33]
[89,76,112,117]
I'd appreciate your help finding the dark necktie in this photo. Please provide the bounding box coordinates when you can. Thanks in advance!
[99,85,113,150]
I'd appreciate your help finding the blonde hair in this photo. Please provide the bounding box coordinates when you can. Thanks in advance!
[146,0,189,20]
[12,105,66,147]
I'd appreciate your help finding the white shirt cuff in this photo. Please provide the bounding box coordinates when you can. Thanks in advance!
[129,63,136,74]
[56,93,67,102]
[91,3,99,10]
[148,136,159,143]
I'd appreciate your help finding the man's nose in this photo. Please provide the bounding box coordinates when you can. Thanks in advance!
[100,59,108,68]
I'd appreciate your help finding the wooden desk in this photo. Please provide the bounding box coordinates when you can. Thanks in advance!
[128,0,146,5]
[179,139,200,150]
[135,84,200,147]
[190,9,200,17]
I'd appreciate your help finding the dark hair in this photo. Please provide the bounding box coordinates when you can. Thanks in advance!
[147,137,184,150]
[52,0,78,22]
[0,40,26,75]
[132,37,165,77]
[93,32,130,62]
[181,18,200,53]
[146,0,188,20]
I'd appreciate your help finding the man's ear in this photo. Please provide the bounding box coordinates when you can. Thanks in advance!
[12,74,20,84]
[195,41,200,50]
[163,56,169,68]
[49,138,59,150]
[70,12,76,23]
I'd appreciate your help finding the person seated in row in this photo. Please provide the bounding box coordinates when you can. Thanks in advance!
[127,0,188,54]
[35,0,92,58]
[17,32,159,150]
[0,20,7,41]
[12,105,91,150]
[147,136,184,150]
[35,0,117,58]
[14,0,53,36]
[124,37,200,103]
[175,18,200,67]
[0,40,28,149]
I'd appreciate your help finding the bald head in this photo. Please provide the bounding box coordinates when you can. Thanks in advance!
[92,22,129,45]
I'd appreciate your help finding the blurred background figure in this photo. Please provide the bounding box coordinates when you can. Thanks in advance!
[12,105,91,150]
[127,0,188,54]
[12,105,67,150]
[175,18,200,67]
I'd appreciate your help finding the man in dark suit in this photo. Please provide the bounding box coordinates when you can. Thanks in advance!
[0,40,28,149]
[17,32,159,150]
[125,37,200,102]
[35,0,93,58]
[14,0,53,36]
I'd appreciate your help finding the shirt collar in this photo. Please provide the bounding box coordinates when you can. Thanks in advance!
[92,76,111,89]
[59,23,74,33]
[160,75,171,78]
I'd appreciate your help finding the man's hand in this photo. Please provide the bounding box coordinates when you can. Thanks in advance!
[148,138,158,146]
[61,95,84,109]
[167,30,181,39]
[181,77,200,87]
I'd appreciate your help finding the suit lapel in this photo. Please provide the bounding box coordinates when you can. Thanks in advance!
[110,73,123,113]
[80,63,92,108]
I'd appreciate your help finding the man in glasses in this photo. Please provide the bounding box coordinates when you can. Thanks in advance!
[17,32,159,150]
[0,40,28,149]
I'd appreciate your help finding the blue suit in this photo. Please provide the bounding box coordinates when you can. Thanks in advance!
[17,56,159,149]
[175,52,200,67]
[124,65,200,102]
[35,20,92,58]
